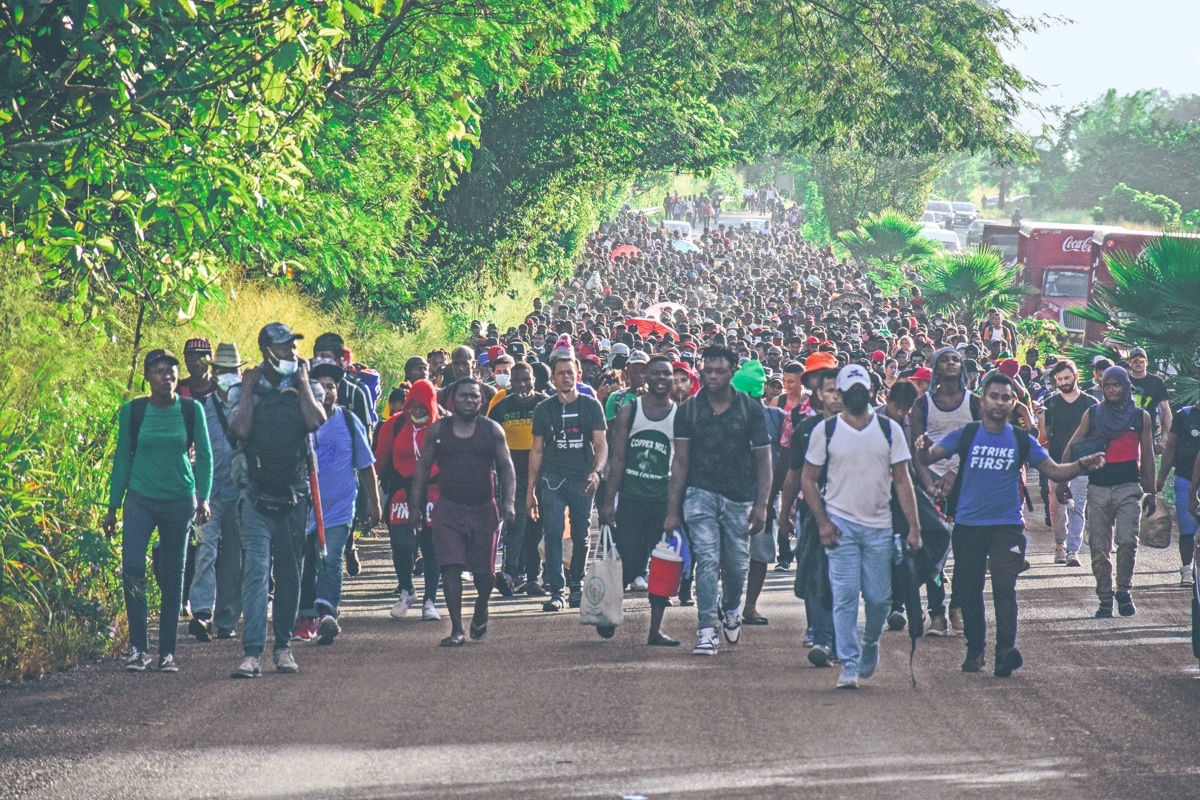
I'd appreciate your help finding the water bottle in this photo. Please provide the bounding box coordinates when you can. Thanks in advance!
[893,533,904,566]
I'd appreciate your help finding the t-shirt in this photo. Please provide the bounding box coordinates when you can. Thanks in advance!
[108,397,213,508]
[1171,407,1200,479]
[308,407,375,532]
[531,394,607,477]
[488,392,546,475]
[675,389,770,503]
[790,412,827,472]
[805,414,910,529]
[1043,391,1096,462]
[937,424,1047,527]
[1130,373,1169,433]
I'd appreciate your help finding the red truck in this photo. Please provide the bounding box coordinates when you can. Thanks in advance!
[1017,223,1100,340]
[1087,229,1200,343]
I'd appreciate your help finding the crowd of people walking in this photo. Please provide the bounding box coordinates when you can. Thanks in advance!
[105,203,1199,686]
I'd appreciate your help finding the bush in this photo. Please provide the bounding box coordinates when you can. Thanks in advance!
[801,182,832,247]
[1093,183,1182,227]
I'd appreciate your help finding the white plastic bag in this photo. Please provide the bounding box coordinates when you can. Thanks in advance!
[579,525,623,628]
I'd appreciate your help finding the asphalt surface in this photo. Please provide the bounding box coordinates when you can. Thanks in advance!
[2,519,1197,800]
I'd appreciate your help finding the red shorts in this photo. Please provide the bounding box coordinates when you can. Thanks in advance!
[430,497,499,575]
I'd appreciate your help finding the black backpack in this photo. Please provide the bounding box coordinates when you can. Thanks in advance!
[243,388,310,511]
[130,396,198,457]
[943,422,1031,520]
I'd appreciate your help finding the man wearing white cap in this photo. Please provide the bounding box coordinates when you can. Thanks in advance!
[801,364,921,689]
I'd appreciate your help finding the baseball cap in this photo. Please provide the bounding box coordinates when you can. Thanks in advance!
[487,345,507,363]
[611,343,631,357]
[805,336,820,346]
[143,348,179,371]
[835,364,871,392]
[912,367,933,382]
[803,352,838,373]
[870,349,886,363]
[183,337,212,354]
[628,350,650,365]
[1129,347,1148,359]
[258,322,304,349]
[313,332,345,354]
[309,357,345,383]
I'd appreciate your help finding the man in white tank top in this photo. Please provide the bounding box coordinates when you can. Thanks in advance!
[908,347,979,635]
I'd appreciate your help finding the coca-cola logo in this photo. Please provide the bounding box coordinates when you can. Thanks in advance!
[1062,236,1090,253]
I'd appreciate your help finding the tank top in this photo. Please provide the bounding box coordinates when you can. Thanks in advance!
[622,397,676,500]
[924,390,975,478]
[434,419,495,505]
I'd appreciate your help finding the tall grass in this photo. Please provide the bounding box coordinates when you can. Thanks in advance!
[0,257,543,681]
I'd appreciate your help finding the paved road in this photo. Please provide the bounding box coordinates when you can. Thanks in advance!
[2,521,1197,800]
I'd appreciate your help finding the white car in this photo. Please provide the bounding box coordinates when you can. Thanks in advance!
[923,226,961,252]
[662,219,692,240]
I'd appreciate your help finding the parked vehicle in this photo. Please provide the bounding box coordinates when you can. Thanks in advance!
[923,225,961,252]
[925,200,955,230]
[662,219,693,240]
[980,223,1020,264]
[1016,223,1099,341]
[951,202,978,226]
[965,219,986,246]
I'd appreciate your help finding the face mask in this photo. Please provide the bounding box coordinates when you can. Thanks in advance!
[216,373,240,391]
[494,373,511,389]
[274,359,298,377]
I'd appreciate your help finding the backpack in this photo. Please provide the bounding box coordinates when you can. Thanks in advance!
[345,366,381,426]
[943,422,1032,520]
[243,388,310,513]
[130,396,198,457]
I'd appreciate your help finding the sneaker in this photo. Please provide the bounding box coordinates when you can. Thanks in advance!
[568,589,582,609]
[390,590,413,619]
[887,610,907,631]
[1065,551,1081,567]
[836,666,859,689]
[495,571,516,597]
[962,650,986,673]
[678,579,693,606]
[189,616,213,642]
[525,581,548,597]
[692,627,719,656]
[231,655,261,679]
[803,626,815,647]
[542,595,565,612]
[631,576,649,591]
[156,654,179,673]
[1094,601,1113,619]
[926,614,948,636]
[993,646,1024,678]
[722,609,742,645]
[807,644,833,667]
[273,649,299,673]
[317,614,341,645]
[1115,591,1136,617]
[859,642,880,680]
[1182,565,1195,587]
[123,648,152,672]
[216,628,237,640]
[344,545,361,577]
[422,599,441,621]
[948,607,964,632]
[1054,547,1067,564]
[393,584,406,596]
[773,562,792,572]
[290,617,318,642]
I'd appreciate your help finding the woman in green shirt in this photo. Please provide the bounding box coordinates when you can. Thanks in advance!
[103,349,213,673]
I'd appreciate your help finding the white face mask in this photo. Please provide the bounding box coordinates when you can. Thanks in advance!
[215,373,240,391]
[274,359,298,377]
[494,373,511,389]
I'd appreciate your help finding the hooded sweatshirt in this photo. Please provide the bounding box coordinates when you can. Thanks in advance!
[380,379,440,524]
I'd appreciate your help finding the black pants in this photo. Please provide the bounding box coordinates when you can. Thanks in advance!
[952,524,1026,656]
[891,570,947,617]
[614,495,668,588]
[389,523,441,603]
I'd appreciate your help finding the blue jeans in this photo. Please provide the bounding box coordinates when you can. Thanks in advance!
[501,473,532,578]
[1049,474,1088,554]
[121,490,195,657]
[238,492,307,658]
[683,487,753,631]
[1176,476,1200,538]
[300,523,351,617]
[826,514,893,673]
[805,592,836,650]
[539,471,594,596]
[188,496,238,618]
[211,498,243,634]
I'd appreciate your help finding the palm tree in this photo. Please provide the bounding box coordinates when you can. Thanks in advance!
[837,209,940,293]
[919,246,1032,332]
[1078,235,1200,404]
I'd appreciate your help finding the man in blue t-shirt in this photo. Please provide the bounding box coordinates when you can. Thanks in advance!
[917,373,1105,679]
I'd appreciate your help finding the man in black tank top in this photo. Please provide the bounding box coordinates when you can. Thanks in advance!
[412,379,517,647]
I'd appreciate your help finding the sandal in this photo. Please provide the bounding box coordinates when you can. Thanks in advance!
[439,633,465,647]
[468,621,488,641]
[743,614,769,626]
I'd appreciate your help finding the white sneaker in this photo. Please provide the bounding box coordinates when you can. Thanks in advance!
[1183,564,1195,587]
[422,599,441,621]
[722,608,741,645]
[273,649,299,673]
[836,666,859,689]
[390,590,413,619]
[692,627,719,656]
[231,655,261,679]
[632,576,649,591]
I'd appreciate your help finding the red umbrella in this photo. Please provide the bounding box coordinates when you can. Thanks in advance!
[610,244,640,261]
[644,301,688,319]
[624,318,678,338]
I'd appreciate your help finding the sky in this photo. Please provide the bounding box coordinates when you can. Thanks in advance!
[999,0,1200,132]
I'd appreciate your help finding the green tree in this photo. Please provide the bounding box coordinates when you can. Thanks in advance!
[1078,236,1200,404]
[919,247,1032,331]
[838,210,940,293]
[810,148,945,233]
[1093,183,1182,227]
[801,182,831,247]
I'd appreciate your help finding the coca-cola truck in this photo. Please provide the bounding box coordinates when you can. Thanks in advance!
[1016,223,1099,340]
[1087,228,1200,342]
